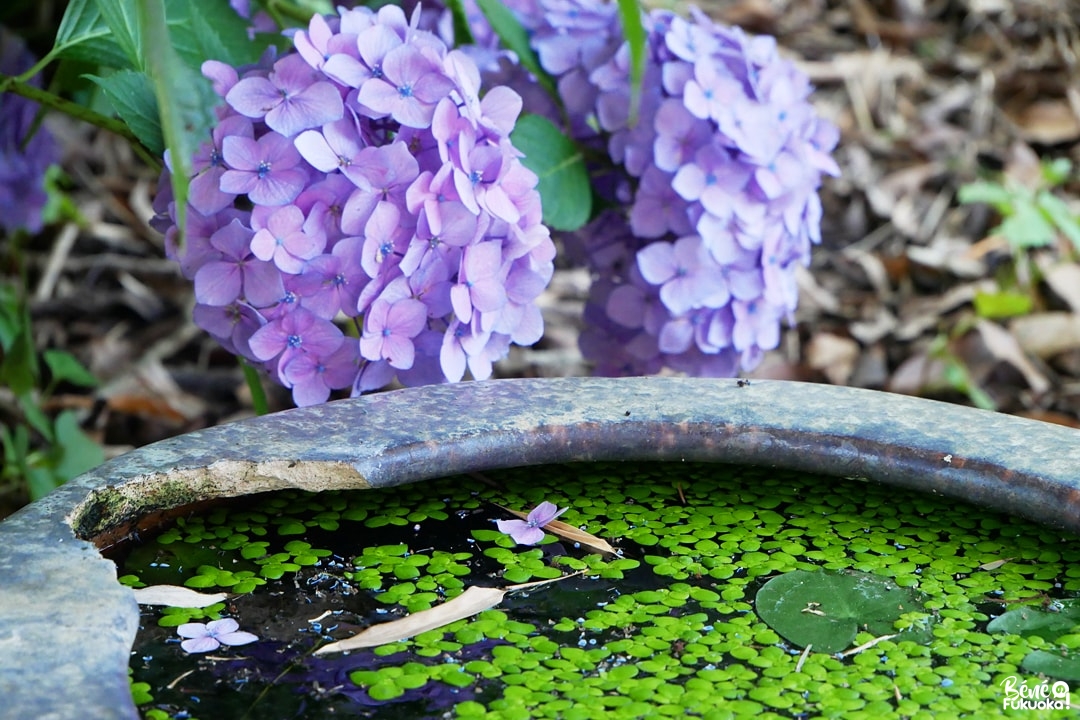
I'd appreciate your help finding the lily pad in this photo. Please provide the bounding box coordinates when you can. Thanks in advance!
[755,569,927,654]
[986,600,1080,640]
[1021,650,1080,682]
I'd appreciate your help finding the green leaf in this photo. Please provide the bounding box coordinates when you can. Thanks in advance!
[0,328,38,396]
[168,0,271,68]
[502,566,532,584]
[987,601,1080,640]
[93,0,144,68]
[0,425,29,485]
[84,70,164,158]
[755,569,928,654]
[51,410,104,482]
[473,0,557,100]
[27,465,60,501]
[368,680,405,701]
[972,290,1033,319]
[52,0,133,69]
[996,201,1057,249]
[617,0,645,123]
[42,165,83,226]
[277,520,306,535]
[942,358,996,411]
[43,349,98,388]
[138,0,218,253]
[442,0,476,46]
[1042,157,1073,187]
[0,285,22,351]
[241,359,270,416]
[511,114,591,231]
[19,394,56,441]
[1036,191,1080,252]
[957,181,1015,213]
[1021,650,1080,682]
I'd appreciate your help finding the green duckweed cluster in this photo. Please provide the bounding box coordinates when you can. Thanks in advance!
[124,463,1080,719]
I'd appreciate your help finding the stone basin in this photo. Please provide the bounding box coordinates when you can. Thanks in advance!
[2,377,1079,719]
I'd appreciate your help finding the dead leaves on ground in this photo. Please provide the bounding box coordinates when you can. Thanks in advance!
[735,1,1080,424]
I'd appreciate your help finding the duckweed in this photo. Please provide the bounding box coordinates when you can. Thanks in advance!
[123,463,1079,719]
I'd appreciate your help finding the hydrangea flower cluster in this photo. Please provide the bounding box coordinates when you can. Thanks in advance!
[0,27,60,236]
[466,0,840,376]
[154,4,553,405]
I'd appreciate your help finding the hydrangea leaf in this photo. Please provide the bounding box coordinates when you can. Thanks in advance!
[755,569,927,654]
[511,114,591,232]
[93,0,143,68]
[84,71,164,156]
[51,0,132,69]
[168,0,274,69]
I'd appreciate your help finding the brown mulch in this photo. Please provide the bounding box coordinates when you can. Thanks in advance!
[3,0,1080,517]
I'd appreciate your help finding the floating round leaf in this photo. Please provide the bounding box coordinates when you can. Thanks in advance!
[986,600,1080,640]
[1020,650,1080,682]
[755,569,928,654]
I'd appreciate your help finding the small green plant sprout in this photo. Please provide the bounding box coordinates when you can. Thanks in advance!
[959,157,1080,254]
[926,328,997,411]
[0,282,104,501]
[959,156,1080,317]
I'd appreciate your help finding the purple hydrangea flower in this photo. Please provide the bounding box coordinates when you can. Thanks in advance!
[219,133,309,206]
[155,4,553,406]
[0,27,60,235]
[359,296,427,369]
[225,53,344,137]
[496,501,567,545]
[177,618,258,654]
[463,0,838,378]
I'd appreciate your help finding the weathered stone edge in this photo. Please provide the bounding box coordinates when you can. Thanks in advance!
[2,377,1077,719]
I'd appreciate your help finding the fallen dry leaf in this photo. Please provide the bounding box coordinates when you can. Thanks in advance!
[132,585,228,608]
[979,558,1014,571]
[314,574,581,655]
[1041,263,1080,313]
[965,319,1050,395]
[886,352,950,396]
[806,333,860,385]
[1006,99,1080,145]
[1009,312,1080,360]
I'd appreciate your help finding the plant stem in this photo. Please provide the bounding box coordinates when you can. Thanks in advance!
[0,74,161,171]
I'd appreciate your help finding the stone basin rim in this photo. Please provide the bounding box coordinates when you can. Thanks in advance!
[3,376,1080,720]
